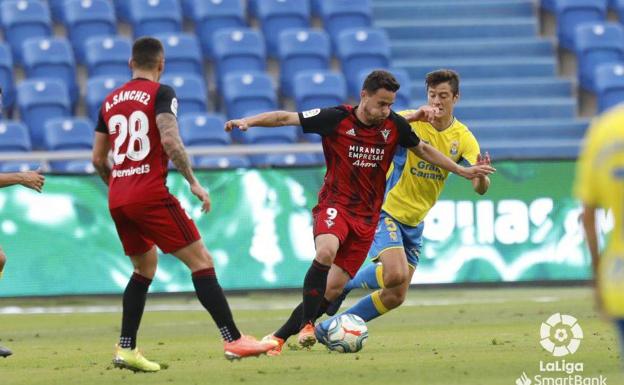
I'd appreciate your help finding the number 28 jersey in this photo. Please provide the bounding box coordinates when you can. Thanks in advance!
[95,78,178,208]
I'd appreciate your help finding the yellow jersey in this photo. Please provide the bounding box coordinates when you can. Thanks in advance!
[382,112,481,226]
[574,106,624,317]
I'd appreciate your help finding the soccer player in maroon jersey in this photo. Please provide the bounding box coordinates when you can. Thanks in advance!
[91,37,276,371]
[225,70,495,354]
[0,170,45,358]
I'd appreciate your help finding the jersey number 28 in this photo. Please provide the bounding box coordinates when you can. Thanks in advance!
[108,111,151,165]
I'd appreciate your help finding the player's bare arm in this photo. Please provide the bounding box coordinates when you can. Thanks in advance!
[410,141,496,180]
[0,170,45,192]
[402,106,438,124]
[224,111,301,132]
[156,112,211,213]
[92,132,112,184]
[471,152,492,195]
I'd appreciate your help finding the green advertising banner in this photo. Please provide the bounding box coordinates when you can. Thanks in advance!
[0,161,609,296]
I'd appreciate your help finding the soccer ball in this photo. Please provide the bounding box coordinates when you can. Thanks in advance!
[326,314,368,353]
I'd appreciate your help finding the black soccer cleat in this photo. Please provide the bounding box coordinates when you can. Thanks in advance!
[0,346,12,358]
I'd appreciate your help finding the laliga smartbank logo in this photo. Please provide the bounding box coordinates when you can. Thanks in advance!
[514,313,607,385]
[540,313,583,357]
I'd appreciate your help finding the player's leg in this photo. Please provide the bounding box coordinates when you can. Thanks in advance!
[114,246,161,372]
[171,239,277,359]
[326,212,405,315]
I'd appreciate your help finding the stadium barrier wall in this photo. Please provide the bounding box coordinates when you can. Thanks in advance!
[0,161,608,296]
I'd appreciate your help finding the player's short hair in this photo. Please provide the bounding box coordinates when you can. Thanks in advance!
[426,69,460,96]
[132,37,164,70]
[362,70,400,94]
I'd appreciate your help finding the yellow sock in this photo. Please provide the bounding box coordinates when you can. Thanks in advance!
[370,290,390,315]
[375,265,385,289]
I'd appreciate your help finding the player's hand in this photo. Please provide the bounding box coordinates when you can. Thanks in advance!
[474,152,493,179]
[457,163,496,180]
[404,106,438,123]
[224,119,249,132]
[19,169,45,193]
[190,182,211,213]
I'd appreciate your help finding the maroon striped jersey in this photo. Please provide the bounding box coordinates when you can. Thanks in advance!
[298,105,420,223]
[95,78,178,208]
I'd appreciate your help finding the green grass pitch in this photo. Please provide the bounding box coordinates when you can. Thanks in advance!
[0,287,622,385]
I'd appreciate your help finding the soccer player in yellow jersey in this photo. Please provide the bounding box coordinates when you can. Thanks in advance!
[0,169,45,357]
[317,69,492,332]
[575,105,624,356]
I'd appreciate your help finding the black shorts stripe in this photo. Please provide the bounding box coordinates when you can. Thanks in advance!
[163,198,194,243]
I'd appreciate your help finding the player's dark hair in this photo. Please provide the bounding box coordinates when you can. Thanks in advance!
[362,70,400,94]
[426,69,460,96]
[131,37,164,70]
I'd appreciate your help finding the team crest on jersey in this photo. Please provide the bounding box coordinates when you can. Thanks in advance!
[380,128,391,142]
[450,141,459,156]
[325,219,335,228]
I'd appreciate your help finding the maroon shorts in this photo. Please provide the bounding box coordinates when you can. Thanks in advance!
[110,196,201,256]
[312,205,377,278]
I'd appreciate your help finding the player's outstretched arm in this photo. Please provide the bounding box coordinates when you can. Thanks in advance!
[92,132,112,184]
[410,142,496,180]
[0,170,45,192]
[472,153,491,195]
[156,112,211,213]
[224,111,301,132]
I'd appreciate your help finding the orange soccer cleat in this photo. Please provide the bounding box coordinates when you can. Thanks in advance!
[223,335,278,361]
[261,334,285,356]
[297,322,316,348]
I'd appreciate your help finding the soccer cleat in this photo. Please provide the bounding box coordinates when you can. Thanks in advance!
[112,344,160,372]
[223,335,278,361]
[325,289,350,316]
[0,346,12,358]
[261,334,285,356]
[297,322,316,348]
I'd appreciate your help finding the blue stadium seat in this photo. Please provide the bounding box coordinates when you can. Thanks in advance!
[44,117,94,173]
[179,113,251,169]
[212,28,267,90]
[0,0,52,64]
[243,123,299,145]
[187,0,246,58]
[222,72,277,120]
[294,70,347,144]
[86,76,127,122]
[615,0,624,20]
[310,0,321,16]
[278,29,331,97]
[17,79,71,149]
[575,22,624,91]
[85,36,132,78]
[293,71,347,111]
[155,33,203,77]
[113,0,131,22]
[595,63,624,112]
[336,28,391,97]
[319,0,372,45]
[64,0,116,63]
[555,0,607,51]
[129,0,182,38]
[43,117,93,151]
[22,37,79,107]
[0,121,31,152]
[48,0,68,22]
[357,68,412,111]
[541,0,557,12]
[256,0,311,57]
[0,43,15,112]
[161,74,208,117]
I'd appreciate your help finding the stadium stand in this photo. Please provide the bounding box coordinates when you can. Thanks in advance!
[0,0,607,170]
[43,117,94,172]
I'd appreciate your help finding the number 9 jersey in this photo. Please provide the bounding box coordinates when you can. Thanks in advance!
[95,78,178,208]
